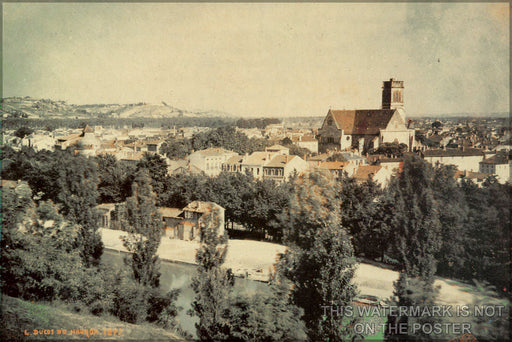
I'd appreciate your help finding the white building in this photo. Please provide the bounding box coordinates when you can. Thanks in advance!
[188,147,238,177]
[423,148,486,172]
[479,153,511,183]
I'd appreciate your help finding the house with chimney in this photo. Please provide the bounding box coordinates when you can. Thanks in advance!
[317,79,415,154]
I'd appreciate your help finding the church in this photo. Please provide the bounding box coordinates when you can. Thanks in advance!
[317,79,415,154]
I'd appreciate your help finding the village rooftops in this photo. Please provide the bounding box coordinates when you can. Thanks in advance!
[454,170,489,181]
[264,154,299,168]
[354,165,383,181]
[423,148,485,157]
[480,153,510,165]
[317,161,348,170]
[265,144,289,152]
[191,147,235,156]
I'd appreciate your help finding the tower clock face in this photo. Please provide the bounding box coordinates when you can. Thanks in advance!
[327,118,333,126]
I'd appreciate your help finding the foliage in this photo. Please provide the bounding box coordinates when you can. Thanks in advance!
[458,180,511,292]
[1,187,84,302]
[431,163,468,278]
[55,152,103,267]
[387,156,441,282]
[136,153,169,199]
[95,153,134,203]
[14,126,34,139]
[227,277,306,341]
[235,118,280,129]
[385,273,443,341]
[338,175,383,258]
[160,138,192,160]
[189,207,234,341]
[278,172,359,341]
[121,170,163,288]
[191,126,271,154]
[468,280,510,340]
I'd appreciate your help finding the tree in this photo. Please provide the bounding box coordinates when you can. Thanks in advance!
[431,163,467,278]
[189,206,234,341]
[338,175,382,258]
[385,274,443,341]
[278,172,358,341]
[14,126,34,139]
[96,153,134,203]
[388,156,441,282]
[227,274,306,341]
[56,153,103,267]
[160,138,191,160]
[121,170,163,288]
[136,152,169,200]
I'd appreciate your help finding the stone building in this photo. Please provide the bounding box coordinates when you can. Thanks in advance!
[317,79,415,154]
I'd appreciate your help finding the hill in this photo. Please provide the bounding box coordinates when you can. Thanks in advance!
[1,97,234,119]
[0,295,184,341]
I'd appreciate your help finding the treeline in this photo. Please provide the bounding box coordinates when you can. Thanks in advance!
[2,116,236,130]
[160,126,312,160]
[340,157,511,296]
[235,117,280,129]
[160,126,273,159]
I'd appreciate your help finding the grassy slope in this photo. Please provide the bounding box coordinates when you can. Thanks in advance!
[0,295,185,341]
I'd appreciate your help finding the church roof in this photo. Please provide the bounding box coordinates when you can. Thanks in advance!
[328,109,397,135]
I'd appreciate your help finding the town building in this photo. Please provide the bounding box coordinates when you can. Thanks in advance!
[317,79,415,154]
[188,147,238,177]
[222,145,308,182]
[423,148,486,172]
[479,153,511,183]
[96,201,225,242]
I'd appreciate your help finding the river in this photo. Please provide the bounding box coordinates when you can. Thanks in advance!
[101,249,269,337]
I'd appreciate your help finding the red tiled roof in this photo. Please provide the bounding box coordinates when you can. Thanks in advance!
[354,165,383,180]
[329,109,397,135]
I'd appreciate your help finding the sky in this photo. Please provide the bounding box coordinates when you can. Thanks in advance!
[3,2,509,117]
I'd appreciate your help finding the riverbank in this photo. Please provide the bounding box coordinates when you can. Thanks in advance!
[100,228,285,282]
[100,228,478,305]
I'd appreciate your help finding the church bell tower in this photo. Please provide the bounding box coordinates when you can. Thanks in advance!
[382,78,404,110]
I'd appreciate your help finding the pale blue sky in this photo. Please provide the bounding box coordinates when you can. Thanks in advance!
[3,3,509,117]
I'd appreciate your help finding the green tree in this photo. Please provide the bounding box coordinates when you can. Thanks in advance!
[14,126,34,139]
[189,206,234,341]
[136,152,168,200]
[96,153,134,203]
[227,274,306,341]
[278,172,358,341]
[121,170,163,288]
[385,274,443,341]
[339,175,382,258]
[431,163,468,278]
[388,156,441,281]
[56,153,103,267]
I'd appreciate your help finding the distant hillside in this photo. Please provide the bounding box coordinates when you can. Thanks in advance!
[0,97,234,119]
[0,295,183,341]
